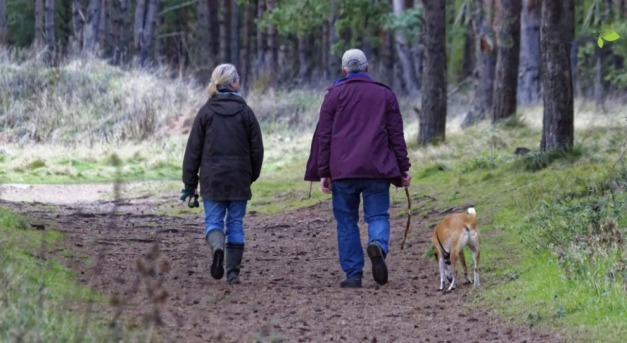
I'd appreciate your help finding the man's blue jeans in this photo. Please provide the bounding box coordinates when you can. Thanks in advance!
[331,179,390,279]
[203,199,247,244]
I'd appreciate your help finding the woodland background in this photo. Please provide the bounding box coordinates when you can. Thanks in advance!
[1,0,626,148]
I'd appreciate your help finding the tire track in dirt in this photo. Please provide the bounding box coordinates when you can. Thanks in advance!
[1,193,565,343]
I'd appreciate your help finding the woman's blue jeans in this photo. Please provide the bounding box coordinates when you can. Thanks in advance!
[203,199,248,244]
[331,179,390,279]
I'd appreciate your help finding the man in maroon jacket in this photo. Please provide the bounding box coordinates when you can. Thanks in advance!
[305,49,411,288]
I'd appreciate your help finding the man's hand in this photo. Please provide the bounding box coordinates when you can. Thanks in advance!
[402,171,412,188]
[180,185,199,208]
[320,177,332,194]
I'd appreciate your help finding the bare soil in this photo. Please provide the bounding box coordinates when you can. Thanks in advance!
[0,184,565,343]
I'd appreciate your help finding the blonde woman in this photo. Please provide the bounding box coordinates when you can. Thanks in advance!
[182,63,264,284]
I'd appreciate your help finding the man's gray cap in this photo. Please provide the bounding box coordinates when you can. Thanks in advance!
[342,49,368,69]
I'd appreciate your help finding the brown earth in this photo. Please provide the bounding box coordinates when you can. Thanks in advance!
[0,184,565,343]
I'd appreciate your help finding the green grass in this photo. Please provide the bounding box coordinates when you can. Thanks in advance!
[0,207,106,342]
[0,207,161,342]
[403,124,626,342]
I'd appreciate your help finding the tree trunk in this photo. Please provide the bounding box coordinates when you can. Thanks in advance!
[110,0,129,64]
[321,20,329,78]
[231,0,240,68]
[139,0,158,64]
[133,0,158,65]
[461,24,476,81]
[44,0,55,64]
[35,0,45,48]
[219,0,229,63]
[209,0,219,59]
[70,0,84,52]
[383,31,395,88]
[98,0,110,54]
[133,0,146,54]
[196,0,211,78]
[328,0,339,79]
[393,0,418,94]
[0,0,7,44]
[540,0,574,152]
[83,0,101,53]
[462,0,496,127]
[241,1,253,91]
[267,0,278,77]
[492,0,521,123]
[411,0,423,93]
[419,0,447,146]
[517,0,541,105]
[298,35,312,81]
[594,0,612,110]
[255,0,266,71]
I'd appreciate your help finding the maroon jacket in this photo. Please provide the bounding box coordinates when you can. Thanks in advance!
[304,75,411,187]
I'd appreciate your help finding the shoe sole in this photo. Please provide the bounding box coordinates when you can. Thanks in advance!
[210,249,224,280]
[367,244,388,285]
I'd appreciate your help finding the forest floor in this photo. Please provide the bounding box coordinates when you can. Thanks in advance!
[0,183,565,343]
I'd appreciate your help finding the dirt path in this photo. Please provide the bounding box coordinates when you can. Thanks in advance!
[0,184,565,343]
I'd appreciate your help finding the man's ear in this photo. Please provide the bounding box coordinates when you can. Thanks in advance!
[364,64,369,73]
[341,68,348,77]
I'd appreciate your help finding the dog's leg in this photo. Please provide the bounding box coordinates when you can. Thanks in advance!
[459,250,471,285]
[438,256,446,291]
[446,253,458,292]
[471,246,480,287]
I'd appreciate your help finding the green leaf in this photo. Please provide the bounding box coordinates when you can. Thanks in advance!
[598,37,604,48]
[601,30,620,42]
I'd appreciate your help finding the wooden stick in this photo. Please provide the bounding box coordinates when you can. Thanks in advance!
[400,187,412,250]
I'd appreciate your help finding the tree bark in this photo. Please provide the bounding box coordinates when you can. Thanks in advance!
[133,0,146,54]
[462,0,496,127]
[35,0,45,48]
[70,0,84,52]
[328,0,339,79]
[517,0,541,105]
[231,0,240,68]
[298,35,312,81]
[411,0,423,93]
[255,0,266,71]
[0,0,7,44]
[196,0,210,63]
[393,0,418,94]
[133,0,158,65]
[492,0,521,123]
[419,0,447,146]
[219,0,229,63]
[240,1,254,91]
[83,0,101,53]
[98,0,110,54]
[44,0,55,64]
[594,0,612,110]
[139,0,158,64]
[110,0,129,64]
[267,0,278,76]
[540,0,574,152]
[461,24,476,81]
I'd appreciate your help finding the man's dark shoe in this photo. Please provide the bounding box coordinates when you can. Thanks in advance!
[340,277,362,288]
[367,242,388,285]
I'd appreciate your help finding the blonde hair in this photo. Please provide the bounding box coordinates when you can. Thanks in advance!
[207,63,240,98]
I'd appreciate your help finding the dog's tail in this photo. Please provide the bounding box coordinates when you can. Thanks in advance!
[467,207,477,228]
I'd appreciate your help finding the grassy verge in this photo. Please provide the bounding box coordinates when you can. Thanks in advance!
[0,207,156,342]
[403,122,626,342]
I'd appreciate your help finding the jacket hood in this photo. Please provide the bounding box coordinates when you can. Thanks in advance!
[208,94,248,116]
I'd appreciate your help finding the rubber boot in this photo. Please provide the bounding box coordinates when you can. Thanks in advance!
[225,243,244,284]
[206,230,225,280]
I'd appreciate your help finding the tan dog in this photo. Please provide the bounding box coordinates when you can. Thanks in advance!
[432,207,480,292]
